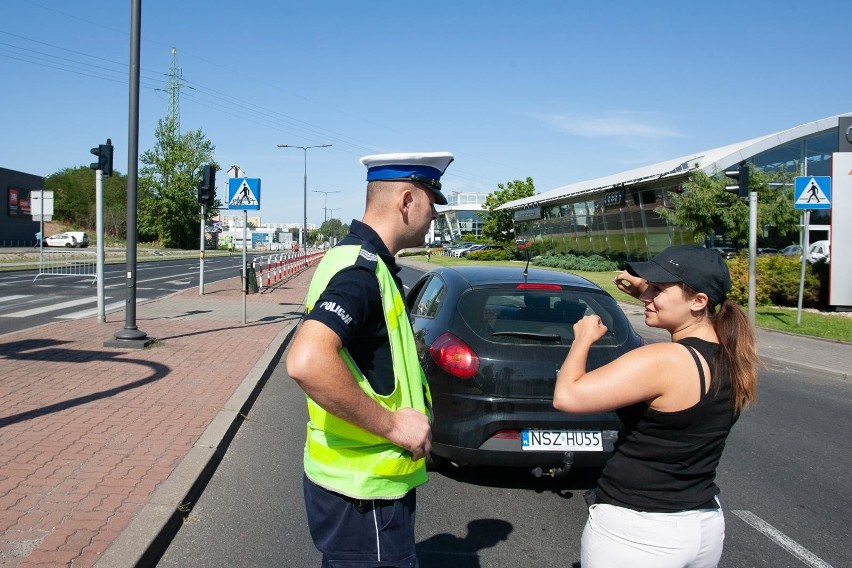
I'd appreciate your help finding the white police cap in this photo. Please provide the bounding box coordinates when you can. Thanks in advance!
[360,151,454,205]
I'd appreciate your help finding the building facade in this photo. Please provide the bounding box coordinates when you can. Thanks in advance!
[1,167,42,246]
[501,114,851,261]
[432,192,489,243]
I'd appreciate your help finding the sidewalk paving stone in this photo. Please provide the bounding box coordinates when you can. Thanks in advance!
[1,269,313,568]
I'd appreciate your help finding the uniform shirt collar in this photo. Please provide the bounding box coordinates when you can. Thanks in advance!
[347,220,400,275]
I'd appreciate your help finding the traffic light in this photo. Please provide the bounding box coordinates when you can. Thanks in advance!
[100,139,113,177]
[724,161,749,198]
[89,139,114,177]
[198,164,216,207]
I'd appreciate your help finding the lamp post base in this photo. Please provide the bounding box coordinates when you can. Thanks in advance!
[105,327,153,349]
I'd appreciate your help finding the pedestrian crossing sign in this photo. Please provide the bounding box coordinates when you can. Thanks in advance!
[794,176,831,210]
[228,178,261,210]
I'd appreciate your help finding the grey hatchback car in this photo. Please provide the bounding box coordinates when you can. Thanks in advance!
[406,265,643,476]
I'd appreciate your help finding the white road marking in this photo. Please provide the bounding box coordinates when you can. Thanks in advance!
[4,297,95,318]
[0,295,31,303]
[731,510,834,568]
[56,298,148,319]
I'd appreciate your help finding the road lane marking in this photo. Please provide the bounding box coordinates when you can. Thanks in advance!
[4,297,95,318]
[0,295,31,303]
[56,298,148,319]
[731,510,834,568]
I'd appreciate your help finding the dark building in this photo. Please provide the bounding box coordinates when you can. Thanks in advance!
[1,167,43,246]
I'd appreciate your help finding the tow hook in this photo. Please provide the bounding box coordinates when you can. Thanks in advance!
[531,452,574,478]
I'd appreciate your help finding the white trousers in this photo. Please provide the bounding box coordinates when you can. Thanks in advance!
[581,501,725,568]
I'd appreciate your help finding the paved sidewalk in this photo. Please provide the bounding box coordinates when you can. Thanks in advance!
[0,268,314,568]
[1,259,848,568]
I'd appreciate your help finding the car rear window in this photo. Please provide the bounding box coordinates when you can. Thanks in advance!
[457,287,631,347]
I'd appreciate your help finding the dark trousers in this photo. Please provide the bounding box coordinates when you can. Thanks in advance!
[303,475,418,568]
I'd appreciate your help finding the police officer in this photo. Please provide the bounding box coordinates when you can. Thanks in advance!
[286,152,453,567]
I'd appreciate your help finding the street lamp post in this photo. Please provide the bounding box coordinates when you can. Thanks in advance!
[327,207,341,246]
[277,144,331,261]
[313,190,341,224]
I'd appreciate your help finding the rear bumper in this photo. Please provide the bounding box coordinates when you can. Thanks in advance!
[433,435,616,468]
[430,393,620,467]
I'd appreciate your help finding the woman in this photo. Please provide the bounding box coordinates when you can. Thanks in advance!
[553,245,759,568]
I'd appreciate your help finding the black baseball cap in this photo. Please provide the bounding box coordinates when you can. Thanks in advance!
[625,245,732,305]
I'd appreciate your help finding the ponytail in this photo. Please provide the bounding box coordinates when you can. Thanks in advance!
[710,300,760,414]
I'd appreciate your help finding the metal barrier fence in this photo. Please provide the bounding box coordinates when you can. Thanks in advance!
[252,250,325,291]
[33,251,97,284]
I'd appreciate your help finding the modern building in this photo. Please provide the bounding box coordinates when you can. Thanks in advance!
[500,113,852,262]
[432,191,490,243]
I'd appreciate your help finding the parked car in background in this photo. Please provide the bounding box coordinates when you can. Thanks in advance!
[806,240,830,263]
[756,247,779,255]
[63,231,89,248]
[711,246,738,260]
[459,244,504,257]
[450,243,483,258]
[441,243,465,256]
[780,244,802,256]
[44,233,77,248]
[406,265,644,475]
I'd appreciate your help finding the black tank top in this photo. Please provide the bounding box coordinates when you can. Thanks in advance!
[593,337,739,513]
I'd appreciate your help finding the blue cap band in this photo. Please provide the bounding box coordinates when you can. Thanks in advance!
[366,164,442,184]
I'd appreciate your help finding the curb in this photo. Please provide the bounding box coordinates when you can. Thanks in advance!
[93,320,300,568]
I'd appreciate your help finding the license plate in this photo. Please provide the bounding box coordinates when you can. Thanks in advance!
[521,430,604,451]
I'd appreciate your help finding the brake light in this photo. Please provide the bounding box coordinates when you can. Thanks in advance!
[430,332,479,379]
[516,283,561,290]
[491,429,520,440]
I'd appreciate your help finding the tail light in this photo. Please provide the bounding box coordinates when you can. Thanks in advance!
[491,430,520,440]
[429,332,479,379]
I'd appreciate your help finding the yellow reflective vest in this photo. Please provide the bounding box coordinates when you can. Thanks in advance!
[303,244,431,499]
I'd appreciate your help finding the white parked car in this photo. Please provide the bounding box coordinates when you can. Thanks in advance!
[450,243,482,258]
[63,231,90,248]
[44,233,78,248]
[805,240,830,263]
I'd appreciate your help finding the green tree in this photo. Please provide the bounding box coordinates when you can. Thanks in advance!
[45,166,127,238]
[482,177,536,243]
[318,218,348,244]
[138,116,217,248]
[655,166,799,245]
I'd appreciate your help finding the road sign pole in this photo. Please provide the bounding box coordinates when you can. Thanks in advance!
[796,210,810,325]
[243,210,247,325]
[748,191,757,324]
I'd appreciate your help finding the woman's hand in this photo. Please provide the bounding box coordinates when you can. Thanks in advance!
[573,315,608,344]
[613,271,646,299]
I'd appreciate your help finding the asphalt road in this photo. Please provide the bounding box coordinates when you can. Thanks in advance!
[157,343,852,568]
[157,267,852,568]
[0,255,248,335]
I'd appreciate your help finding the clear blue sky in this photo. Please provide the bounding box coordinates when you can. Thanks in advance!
[3,0,851,228]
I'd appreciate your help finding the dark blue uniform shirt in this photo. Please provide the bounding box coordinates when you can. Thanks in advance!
[303,220,404,396]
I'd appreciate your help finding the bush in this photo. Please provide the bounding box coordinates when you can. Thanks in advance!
[533,252,618,272]
[467,247,514,261]
[726,255,821,307]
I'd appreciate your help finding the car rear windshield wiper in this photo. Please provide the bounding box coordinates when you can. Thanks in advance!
[492,331,561,342]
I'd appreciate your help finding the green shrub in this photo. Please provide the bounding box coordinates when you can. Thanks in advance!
[467,247,514,261]
[726,255,821,307]
[533,252,618,272]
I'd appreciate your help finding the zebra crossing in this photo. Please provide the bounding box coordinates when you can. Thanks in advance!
[0,293,147,320]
